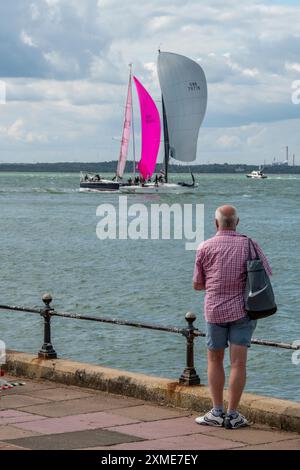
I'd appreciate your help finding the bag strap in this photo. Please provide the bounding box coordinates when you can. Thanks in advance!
[240,234,260,261]
[247,237,260,261]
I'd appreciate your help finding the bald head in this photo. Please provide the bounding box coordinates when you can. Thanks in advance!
[215,205,239,230]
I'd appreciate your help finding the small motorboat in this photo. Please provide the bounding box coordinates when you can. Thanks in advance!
[246,169,267,179]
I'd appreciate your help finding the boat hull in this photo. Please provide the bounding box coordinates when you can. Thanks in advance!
[246,175,267,179]
[119,182,198,194]
[80,180,120,191]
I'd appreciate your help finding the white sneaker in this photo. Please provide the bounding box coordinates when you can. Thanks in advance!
[195,409,225,427]
[224,412,248,429]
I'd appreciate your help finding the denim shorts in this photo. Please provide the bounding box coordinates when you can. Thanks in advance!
[206,315,257,350]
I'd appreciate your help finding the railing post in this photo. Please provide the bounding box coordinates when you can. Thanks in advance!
[179,312,200,385]
[38,293,57,359]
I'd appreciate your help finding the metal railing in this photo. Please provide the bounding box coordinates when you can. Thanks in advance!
[0,293,299,386]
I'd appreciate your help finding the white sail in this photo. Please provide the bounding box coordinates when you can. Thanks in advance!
[157,51,207,162]
[116,73,132,178]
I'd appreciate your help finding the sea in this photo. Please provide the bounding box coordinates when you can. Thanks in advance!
[0,172,299,402]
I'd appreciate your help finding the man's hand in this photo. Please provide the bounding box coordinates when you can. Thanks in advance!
[193,282,205,291]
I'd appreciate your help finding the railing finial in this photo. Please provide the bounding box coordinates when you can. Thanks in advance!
[179,312,200,386]
[38,293,57,360]
[42,293,53,309]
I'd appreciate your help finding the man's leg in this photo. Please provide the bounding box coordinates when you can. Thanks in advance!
[207,349,225,408]
[228,344,247,411]
[195,323,228,426]
[195,348,225,426]
[224,317,256,429]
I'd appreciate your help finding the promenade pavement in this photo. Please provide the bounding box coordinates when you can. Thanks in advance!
[0,375,299,450]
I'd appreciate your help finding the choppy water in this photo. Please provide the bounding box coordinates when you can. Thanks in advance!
[0,172,299,402]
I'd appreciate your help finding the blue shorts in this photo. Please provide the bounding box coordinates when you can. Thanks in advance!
[206,315,257,350]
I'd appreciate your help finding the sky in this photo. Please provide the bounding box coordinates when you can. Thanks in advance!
[0,0,299,165]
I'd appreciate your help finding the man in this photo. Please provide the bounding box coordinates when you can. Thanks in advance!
[193,205,272,429]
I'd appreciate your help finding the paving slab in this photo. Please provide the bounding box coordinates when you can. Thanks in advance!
[24,387,95,402]
[6,351,300,434]
[0,394,50,410]
[14,411,141,434]
[0,410,47,426]
[83,433,245,450]
[107,416,206,440]
[1,375,299,451]
[0,376,58,395]
[235,439,300,450]
[192,422,299,445]
[109,404,191,422]
[0,441,29,450]
[5,429,144,450]
[0,425,42,440]
[18,394,145,417]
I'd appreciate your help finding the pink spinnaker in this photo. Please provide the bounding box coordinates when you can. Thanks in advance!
[116,74,132,178]
[133,76,161,179]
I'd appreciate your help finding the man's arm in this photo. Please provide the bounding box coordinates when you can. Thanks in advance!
[193,244,206,290]
[252,240,273,276]
[193,281,205,291]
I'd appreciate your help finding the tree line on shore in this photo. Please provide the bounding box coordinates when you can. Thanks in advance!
[0,161,299,174]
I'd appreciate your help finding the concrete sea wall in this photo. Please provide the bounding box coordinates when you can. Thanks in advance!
[5,350,300,434]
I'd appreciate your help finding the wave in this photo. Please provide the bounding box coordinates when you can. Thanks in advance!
[0,188,78,194]
[267,176,299,180]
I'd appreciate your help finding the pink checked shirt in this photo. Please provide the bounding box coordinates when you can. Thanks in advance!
[193,231,272,324]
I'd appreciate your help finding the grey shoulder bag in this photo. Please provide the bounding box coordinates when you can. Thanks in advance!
[245,238,277,320]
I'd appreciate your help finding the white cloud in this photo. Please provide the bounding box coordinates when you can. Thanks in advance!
[242,68,259,78]
[148,15,175,32]
[246,126,267,147]
[285,62,300,73]
[20,31,37,48]
[0,0,300,163]
[199,118,300,164]
[2,118,49,143]
[44,0,61,22]
[217,135,242,149]
[30,3,40,21]
[6,119,25,141]
[44,51,80,74]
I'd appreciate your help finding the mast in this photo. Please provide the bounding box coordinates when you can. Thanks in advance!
[130,64,136,177]
[116,65,133,179]
[159,48,170,183]
[162,96,169,183]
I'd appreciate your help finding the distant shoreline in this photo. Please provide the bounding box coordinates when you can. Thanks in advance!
[0,162,299,174]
